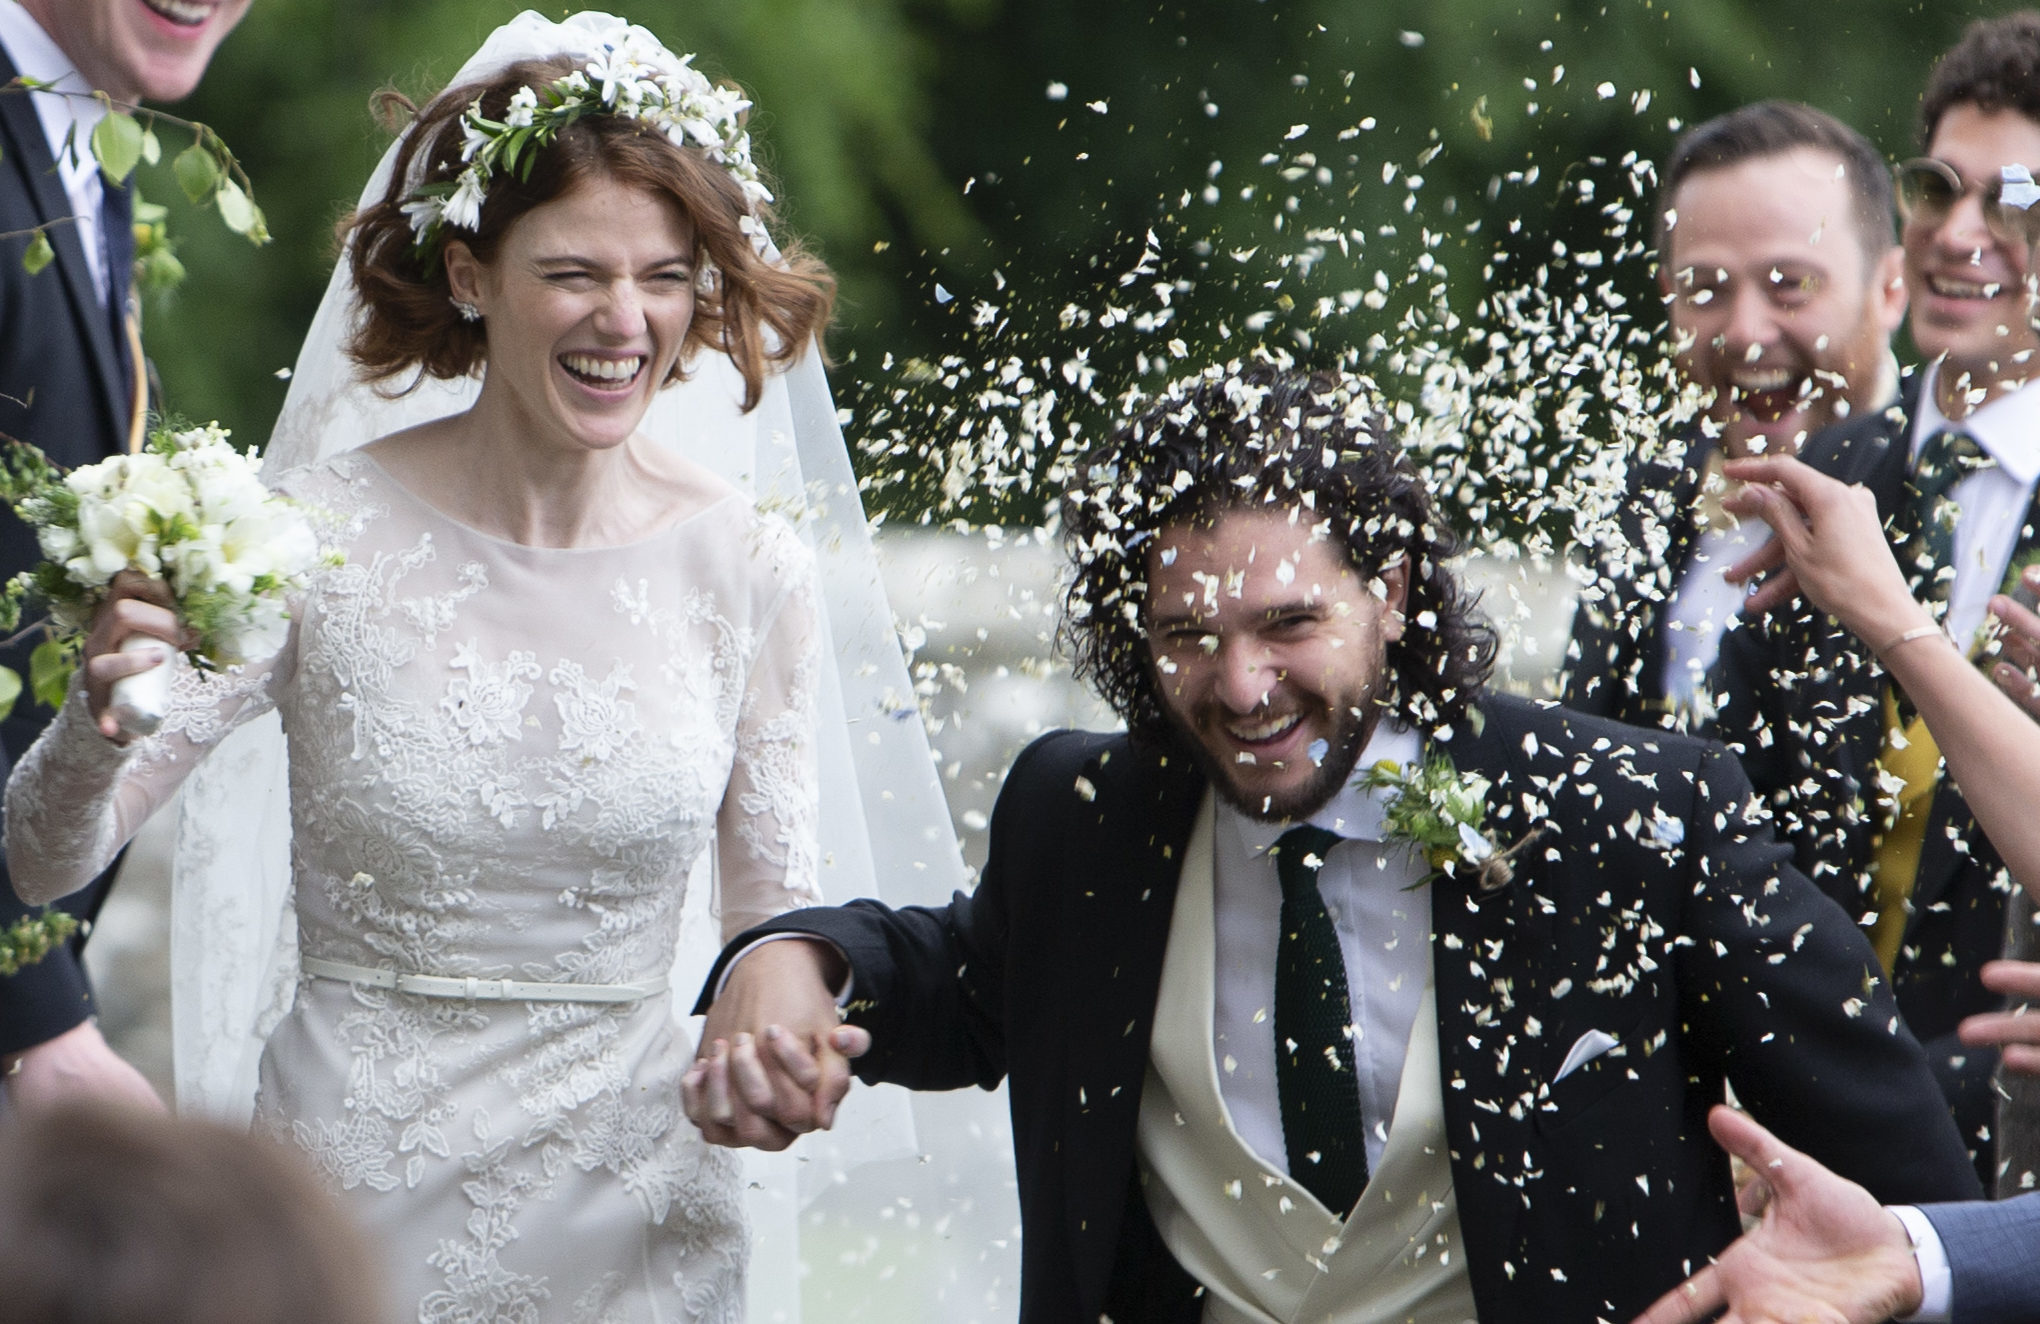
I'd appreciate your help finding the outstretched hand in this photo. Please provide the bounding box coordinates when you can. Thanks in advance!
[1629,1105,1922,1324]
[681,938,869,1151]
[1718,455,1924,644]
[1959,958,2040,1078]
[1988,570,2040,721]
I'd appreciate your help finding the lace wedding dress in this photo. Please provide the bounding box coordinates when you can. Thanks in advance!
[7,450,824,1322]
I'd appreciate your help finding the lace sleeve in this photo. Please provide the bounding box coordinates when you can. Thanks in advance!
[5,651,281,905]
[715,531,823,942]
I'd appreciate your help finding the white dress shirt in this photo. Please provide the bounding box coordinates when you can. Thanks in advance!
[1660,516,1768,713]
[0,0,113,305]
[1911,363,2040,648]
[1212,720,1430,1178]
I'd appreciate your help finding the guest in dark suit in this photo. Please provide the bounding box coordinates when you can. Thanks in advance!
[686,366,1981,1324]
[0,0,249,1108]
[1635,1105,2040,1324]
[1564,101,1906,730]
[1709,11,2040,1190]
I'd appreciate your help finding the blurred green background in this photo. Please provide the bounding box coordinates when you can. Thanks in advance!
[136,0,2016,526]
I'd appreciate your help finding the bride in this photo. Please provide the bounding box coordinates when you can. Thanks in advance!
[6,12,959,1321]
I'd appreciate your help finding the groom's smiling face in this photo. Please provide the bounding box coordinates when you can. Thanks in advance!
[1144,504,1407,822]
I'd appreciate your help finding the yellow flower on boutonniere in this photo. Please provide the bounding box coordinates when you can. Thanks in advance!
[1357,753,1547,895]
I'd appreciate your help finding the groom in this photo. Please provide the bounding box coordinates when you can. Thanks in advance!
[688,365,1981,1322]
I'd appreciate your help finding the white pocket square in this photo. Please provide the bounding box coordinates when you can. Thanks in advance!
[1554,1029,1620,1082]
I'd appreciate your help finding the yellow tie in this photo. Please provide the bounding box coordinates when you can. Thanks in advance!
[1867,689,1942,974]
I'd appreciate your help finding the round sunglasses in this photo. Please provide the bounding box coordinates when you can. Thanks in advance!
[1895,157,2040,247]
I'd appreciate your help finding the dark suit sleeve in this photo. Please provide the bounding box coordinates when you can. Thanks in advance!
[693,735,1075,1093]
[1675,745,1983,1204]
[1918,1193,2040,1323]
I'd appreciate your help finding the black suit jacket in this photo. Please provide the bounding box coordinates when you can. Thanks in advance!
[1562,429,1711,729]
[0,46,136,1054]
[1709,379,2011,1188]
[703,695,1980,1323]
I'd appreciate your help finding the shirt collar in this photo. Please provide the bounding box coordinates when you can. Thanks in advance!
[1228,718,1424,859]
[0,2,107,189]
[1913,361,2040,488]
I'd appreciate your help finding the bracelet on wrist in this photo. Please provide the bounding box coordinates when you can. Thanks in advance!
[1882,624,1944,656]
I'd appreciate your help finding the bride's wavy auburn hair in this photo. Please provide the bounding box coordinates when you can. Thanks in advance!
[344,56,834,412]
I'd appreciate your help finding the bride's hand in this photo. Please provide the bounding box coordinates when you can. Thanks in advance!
[81,570,188,740]
[1719,455,1926,648]
[682,938,869,1151]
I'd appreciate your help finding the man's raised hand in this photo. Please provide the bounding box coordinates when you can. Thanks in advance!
[1630,1105,1922,1324]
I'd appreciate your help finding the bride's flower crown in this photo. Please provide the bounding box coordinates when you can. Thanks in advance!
[402,29,773,258]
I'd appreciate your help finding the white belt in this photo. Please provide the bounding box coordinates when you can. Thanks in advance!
[302,956,668,1004]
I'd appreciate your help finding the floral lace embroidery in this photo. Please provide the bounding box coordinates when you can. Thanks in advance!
[7,456,816,1321]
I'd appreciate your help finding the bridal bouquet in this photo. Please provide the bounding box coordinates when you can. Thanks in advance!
[0,422,322,735]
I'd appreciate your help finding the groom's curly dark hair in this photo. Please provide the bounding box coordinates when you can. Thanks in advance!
[1059,362,1495,748]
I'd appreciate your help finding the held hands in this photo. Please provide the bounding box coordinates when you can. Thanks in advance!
[2,1019,166,1114]
[1630,1106,1923,1324]
[680,938,870,1151]
[82,571,191,741]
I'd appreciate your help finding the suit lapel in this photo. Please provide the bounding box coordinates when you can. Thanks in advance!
[1058,744,1207,1299]
[0,53,128,446]
[1423,705,1557,1308]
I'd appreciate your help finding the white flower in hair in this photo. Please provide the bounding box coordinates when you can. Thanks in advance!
[504,86,539,129]
[405,23,774,260]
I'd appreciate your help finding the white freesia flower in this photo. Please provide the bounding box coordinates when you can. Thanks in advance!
[504,86,539,129]
[404,27,773,259]
[442,170,488,232]
[18,422,323,670]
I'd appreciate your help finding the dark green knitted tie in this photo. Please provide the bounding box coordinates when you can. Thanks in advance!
[1272,824,1368,1215]
[1903,429,1993,613]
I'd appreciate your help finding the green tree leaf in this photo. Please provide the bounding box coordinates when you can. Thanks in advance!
[172,142,220,204]
[215,179,269,243]
[0,666,20,722]
[90,108,145,184]
[29,637,73,712]
[139,125,162,167]
[21,228,53,276]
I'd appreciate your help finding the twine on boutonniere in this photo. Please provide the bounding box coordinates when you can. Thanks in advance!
[1358,752,1547,895]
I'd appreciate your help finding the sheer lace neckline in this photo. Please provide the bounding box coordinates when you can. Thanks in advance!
[353,451,744,552]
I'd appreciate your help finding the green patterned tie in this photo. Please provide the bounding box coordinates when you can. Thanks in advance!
[1903,429,1993,613]
[1272,825,1368,1215]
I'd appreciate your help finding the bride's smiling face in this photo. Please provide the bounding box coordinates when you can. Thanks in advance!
[447,175,696,457]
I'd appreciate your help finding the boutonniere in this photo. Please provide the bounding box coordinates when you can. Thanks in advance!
[1358,752,1546,895]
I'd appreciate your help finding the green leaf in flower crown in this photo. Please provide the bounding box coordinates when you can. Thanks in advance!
[29,636,75,712]
[90,107,145,184]
[21,227,53,276]
[172,141,220,204]
[0,665,20,722]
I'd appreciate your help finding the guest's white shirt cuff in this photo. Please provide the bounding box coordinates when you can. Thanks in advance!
[713,934,854,1006]
[1888,1205,1952,1323]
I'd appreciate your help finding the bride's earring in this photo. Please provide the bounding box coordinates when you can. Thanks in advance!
[451,297,482,323]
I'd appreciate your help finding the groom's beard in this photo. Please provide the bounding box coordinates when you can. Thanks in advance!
[1173,698,1374,824]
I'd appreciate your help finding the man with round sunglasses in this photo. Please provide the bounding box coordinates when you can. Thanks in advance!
[1712,10,2040,1195]
[1565,101,1906,731]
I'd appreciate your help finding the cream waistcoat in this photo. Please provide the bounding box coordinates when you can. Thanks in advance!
[1137,794,1478,1324]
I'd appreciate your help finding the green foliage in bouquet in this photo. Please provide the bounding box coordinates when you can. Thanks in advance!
[0,421,325,720]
